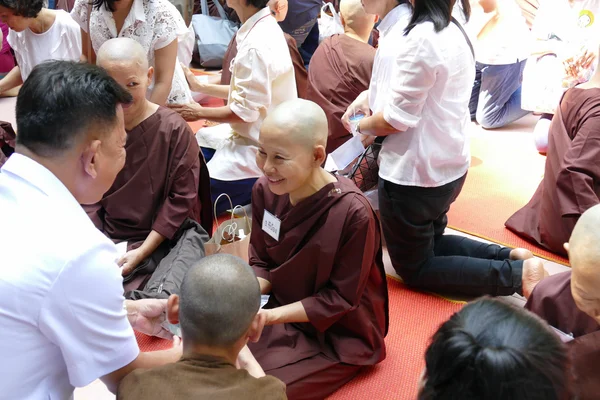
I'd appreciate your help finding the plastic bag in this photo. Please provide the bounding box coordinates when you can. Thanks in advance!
[317,2,343,43]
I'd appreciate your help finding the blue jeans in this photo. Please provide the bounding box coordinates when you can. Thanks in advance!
[469,60,530,129]
[202,147,257,215]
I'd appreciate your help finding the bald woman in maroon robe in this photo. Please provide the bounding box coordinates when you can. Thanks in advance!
[307,0,376,154]
[85,38,211,298]
[247,99,388,400]
[525,204,600,400]
[505,68,600,257]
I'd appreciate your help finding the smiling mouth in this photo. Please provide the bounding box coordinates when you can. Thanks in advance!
[267,177,285,184]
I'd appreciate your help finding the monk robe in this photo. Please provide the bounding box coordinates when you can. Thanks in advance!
[306,34,375,154]
[85,107,212,298]
[221,32,307,99]
[525,271,600,400]
[117,355,287,400]
[248,176,388,400]
[505,88,600,256]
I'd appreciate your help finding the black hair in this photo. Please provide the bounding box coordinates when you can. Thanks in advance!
[91,0,116,12]
[245,0,269,10]
[404,0,470,35]
[16,61,132,157]
[0,0,44,18]
[420,298,569,400]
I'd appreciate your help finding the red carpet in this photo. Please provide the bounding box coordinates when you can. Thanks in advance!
[136,277,464,400]
[447,124,569,265]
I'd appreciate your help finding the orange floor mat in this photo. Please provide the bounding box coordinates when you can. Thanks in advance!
[447,124,569,265]
[136,277,464,400]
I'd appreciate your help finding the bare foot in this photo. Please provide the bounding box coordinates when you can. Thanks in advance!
[521,258,546,299]
[510,248,534,261]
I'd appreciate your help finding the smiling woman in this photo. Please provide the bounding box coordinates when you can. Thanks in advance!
[247,99,388,400]
[0,0,81,95]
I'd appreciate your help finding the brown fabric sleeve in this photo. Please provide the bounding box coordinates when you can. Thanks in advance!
[284,33,307,99]
[555,114,600,218]
[82,203,105,232]
[301,201,378,332]
[249,181,272,282]
[152,123,201,240]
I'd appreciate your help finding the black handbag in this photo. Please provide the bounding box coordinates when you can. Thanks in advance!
[347,137,384,192]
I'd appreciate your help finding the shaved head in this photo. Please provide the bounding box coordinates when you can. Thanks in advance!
[179,254,260,347]
[97,37,148,70]
[340,0,375,37]
[261,99,328,148]
[569,204,600,323]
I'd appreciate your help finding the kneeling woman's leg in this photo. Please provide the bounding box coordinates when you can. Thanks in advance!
[265,353,362,400]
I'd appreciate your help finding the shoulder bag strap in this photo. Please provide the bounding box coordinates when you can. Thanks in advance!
[451,16,474,58]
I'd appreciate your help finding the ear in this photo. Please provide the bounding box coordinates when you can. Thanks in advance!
[167,294,180,325]
[313,144,327,166]
[246,311,267,343]
[563,242,570,254]
[81,139,102,179]
[147,66,155,83]
[374,15,379,24]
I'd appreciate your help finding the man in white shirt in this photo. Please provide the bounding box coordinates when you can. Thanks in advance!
[170,0,296,214]
[0,60,181,399]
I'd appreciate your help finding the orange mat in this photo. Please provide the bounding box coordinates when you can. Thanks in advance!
[136,277,464,400]
[447,122,569,265]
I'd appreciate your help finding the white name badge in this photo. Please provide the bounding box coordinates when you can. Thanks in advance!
[262,210,281,241]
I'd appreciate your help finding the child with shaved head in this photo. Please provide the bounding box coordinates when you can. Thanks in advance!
[118,254,287,399]
[85,38,212,299]
[526,204,600,400]
[247,99,388,399]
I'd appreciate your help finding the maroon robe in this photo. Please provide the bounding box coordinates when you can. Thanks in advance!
[118,355,286,400]
[505,88,600,256]
[221,32,308,99]
[525,271,600,400]
[306,34,375,154]
[86,107,211,246]
[247,175,388,398]
[0,121,15,168]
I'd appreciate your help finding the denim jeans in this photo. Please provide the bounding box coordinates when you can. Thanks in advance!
[469,59,530,129]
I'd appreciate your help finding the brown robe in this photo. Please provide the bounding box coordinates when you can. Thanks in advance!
[505,88,600,256]
[247,175,388,396]
[221,32,308,99]
[86,107,212,245]
[525,271,600,400]
[117,355,287,400]
[306,34,375,154]
[0,121,15,168]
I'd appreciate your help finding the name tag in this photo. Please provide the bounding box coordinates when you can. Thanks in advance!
[262,210,281,241]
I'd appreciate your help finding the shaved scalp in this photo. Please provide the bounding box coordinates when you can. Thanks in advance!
[340,0,375,36]
[96,37,149,70]
[569,204,600,277]
[179,254,261,347]
[261,98,328,148]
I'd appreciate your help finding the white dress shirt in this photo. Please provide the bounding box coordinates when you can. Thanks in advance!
[7,10,81,81]
[369,11,475,187]
[202,7,297,181]
[0,154,139,399]
[71,0,193,104]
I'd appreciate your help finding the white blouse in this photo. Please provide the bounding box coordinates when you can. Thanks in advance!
[71,0,193,104]
[7,10,81,81]
[370,11,475,187]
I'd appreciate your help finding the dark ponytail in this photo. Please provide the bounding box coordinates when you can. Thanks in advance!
[419,298,569,400]
[404,0,471,35]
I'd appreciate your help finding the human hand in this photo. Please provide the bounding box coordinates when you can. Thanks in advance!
[563,49,596,81]
[118,249,144,276]
[168,102,203,121]
[125,299,174,340]
[181,63,206,92]
[342,92,371,133]
[268,0,288,21]
[169,335,183,360]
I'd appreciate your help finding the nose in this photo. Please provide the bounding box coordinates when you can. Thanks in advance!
[263,157,276,174]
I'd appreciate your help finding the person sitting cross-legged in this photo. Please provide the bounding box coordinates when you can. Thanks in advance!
[85,38,212,299]
[118,254,288,400]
